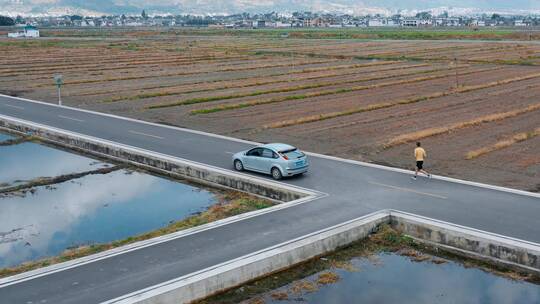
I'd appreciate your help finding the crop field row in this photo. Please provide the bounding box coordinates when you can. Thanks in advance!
[257,40,540,65]
[1,30,538,191]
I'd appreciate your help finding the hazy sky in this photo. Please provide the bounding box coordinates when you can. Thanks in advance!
[1,0,539,15]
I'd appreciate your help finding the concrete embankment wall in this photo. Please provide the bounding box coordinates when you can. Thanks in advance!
[0,116,310,202]
[390,211,540,276]
[108,212,390,304]
[106,210,540,304]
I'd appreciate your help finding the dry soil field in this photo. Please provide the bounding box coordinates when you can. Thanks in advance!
[1,28,539,191]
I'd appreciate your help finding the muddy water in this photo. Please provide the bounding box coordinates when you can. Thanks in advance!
[0,134,217,268]
[256,253,540,304]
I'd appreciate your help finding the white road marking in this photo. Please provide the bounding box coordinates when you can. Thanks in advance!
[4,94,538,199]
[2,93,539,199]
[2,103,24,110]
[129,130,164,140]
[225,151,235,154]
[369,181,448,199]
[58,115,84,122]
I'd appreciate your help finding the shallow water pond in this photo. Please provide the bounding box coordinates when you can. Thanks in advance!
[0,169,217,268]
[0,132,14,142]
[0,141,108,189]
[0,134,219,268]
[255,253,540,304]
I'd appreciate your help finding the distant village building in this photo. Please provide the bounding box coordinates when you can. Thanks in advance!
[8,12,539,30]
[302,18,312,27]
[401,19,417,27]
[80,19,96,27]
[125,21,143,26]
[8,25,40,38]
[291,19,303,27]
[471,19,486,27]
[401,19,432,27]
[434,17,461,26]
[367,18,397,27]
[275,21,291,28]
[328,23,342,28]
[312,17,329,27]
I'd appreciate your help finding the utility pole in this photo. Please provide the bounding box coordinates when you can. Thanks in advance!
[54,74,63,106]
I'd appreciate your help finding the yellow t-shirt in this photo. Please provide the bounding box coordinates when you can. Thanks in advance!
[414,147,426,161]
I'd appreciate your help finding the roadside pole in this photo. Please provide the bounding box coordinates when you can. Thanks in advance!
[54,74,63,106]
[454,57,459,89]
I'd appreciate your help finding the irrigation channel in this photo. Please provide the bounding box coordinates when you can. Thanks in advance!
[0,131,262,270]
[200,228,540,304]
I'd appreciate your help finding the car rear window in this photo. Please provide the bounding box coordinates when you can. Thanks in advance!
[280,148,304,159]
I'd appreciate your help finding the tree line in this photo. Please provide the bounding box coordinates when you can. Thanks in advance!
[0,16,15,26]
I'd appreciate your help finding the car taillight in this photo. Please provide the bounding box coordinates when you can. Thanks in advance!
[281,154,289,160]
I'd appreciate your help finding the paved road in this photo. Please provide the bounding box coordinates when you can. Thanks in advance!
[0,95,539,304]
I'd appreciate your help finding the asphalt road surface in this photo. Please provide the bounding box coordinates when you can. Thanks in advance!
[0,95,538,304]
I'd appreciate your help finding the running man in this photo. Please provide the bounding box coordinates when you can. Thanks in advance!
[412,142,431,180]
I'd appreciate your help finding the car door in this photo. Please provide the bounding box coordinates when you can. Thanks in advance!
[259,148,276,173]
[244,148,262,170]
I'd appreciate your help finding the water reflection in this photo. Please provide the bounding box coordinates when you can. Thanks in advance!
[0,170,216,268]
[0,133,14,142]
[261,254,540,304]
[0,142,107,187]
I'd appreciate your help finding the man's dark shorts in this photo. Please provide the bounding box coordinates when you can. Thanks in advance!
[416,161,424,170]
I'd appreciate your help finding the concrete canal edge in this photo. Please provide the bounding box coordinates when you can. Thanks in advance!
[391,210,540,275]
[102,210,540,304]
[0,114,315,203]
[0,113,322,288]
[103,211,390,304]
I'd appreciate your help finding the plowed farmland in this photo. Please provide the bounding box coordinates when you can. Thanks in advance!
[1,28,539,191]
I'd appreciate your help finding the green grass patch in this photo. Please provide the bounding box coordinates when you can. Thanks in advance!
[31,27,539,41]
[157,27,534,41]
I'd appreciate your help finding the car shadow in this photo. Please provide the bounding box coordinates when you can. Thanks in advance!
[232,166,307,182]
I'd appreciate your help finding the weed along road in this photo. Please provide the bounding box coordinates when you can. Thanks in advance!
[0,94,539,304]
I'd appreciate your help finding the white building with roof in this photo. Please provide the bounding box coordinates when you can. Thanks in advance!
[368,18,398,27]
[401,19,432,27]
[8,25,40,38]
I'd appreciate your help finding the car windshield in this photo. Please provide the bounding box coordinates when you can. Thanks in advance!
[280,148,304,159]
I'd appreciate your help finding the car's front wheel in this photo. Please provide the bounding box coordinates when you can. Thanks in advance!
[271,167,283,180]
[234,159,244,171]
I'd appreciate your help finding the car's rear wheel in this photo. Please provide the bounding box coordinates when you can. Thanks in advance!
[271,167,282,180]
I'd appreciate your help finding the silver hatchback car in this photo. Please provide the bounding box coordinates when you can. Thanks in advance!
[232,143,309,180]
